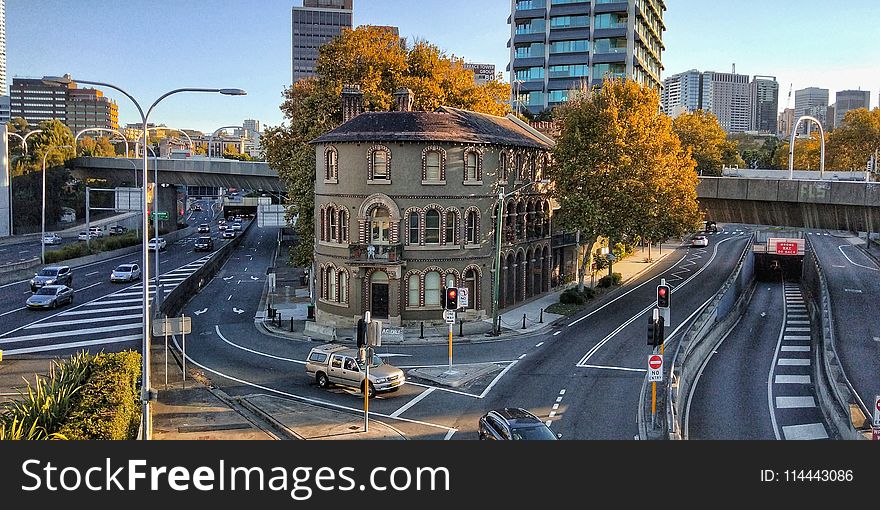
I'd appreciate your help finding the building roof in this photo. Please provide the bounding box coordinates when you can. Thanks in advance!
[312,107,554,149]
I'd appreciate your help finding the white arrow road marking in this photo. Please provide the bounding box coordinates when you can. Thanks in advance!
[233,308,245,314]
[251,276,260,281]
[193,308,209,316]
[224,276,234,281]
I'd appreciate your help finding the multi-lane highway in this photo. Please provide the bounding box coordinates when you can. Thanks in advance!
[0,200,226,358]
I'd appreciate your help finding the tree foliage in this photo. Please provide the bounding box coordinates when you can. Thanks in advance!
[672,110,744,175]
[772,133,825,170]
[551,79,701,290]
[826,108,880,170]
[77,135,117,158]
[265,26,514,267]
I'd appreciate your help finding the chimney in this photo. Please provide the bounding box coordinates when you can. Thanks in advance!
[393,88,414,112]
[341,85,364,123]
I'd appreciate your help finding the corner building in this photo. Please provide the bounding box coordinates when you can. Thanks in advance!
[311,88,557,330]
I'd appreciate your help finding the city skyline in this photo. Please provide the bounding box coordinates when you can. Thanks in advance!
[4,0,879,132]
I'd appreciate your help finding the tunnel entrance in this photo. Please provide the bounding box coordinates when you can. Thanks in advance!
[755,253,804,281]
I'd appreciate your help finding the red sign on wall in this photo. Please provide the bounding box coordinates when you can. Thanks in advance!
[768,238,805,256]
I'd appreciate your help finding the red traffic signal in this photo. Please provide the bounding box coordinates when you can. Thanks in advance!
[657,285,670,309]
[445,287,459,310]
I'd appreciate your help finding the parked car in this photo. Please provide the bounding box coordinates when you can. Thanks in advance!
[31,266,73,292]
[26,285,74,309]
[478,408,560,440]
[197,223,211,234]
[691,235,709,247]
[305,344,405,398]
[88,226,104,238]
[109,225,128,236]
[147,237,167,252]
[231,222,242,232]
[222,229,235,239]
[42,233,63,245]
[193,237,214,252]
[110,263,141,283]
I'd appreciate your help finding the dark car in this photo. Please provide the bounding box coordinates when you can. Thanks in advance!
[193,236,214,252]
[26,285,74,309]
[108,225,128,236]
[30,266,73,292]
[478,408,560,440]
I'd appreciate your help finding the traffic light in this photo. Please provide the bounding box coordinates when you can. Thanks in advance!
[444,287,458,310]
[356,318,366,349]
[647,315,656,346]
[657,284,670,309]
[647,314,665,347]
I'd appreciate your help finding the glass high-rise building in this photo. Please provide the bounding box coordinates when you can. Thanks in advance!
[292,0,353,84]
[750,76,779,134]
[834,90,870,128]
[508,0,665,115]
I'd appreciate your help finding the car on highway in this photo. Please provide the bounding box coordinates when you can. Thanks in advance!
[30,265,73,292]
[26,285,74,309]
[193,204,203,211]
[478,408,560,440]
[231,222,242,232]
[691,235,709,247]
[88,226,105,238]
[110,263,141,283]
[109,225,128,236]
[197,223,211,234]
[306,344,405,398]
[222,229,235,239]
[77,231,98,241]
[193,236,214,252]
[42,232,63,245]
[147,237,167,251]
[218,221,228,231]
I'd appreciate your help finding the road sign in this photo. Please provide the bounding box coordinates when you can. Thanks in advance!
[152,316,192,337]
[873,395,880,428]
[444,310,456,324]
[873,427,880,441]
[767,238,805,256]
[648,354,663,382]
[458,288,469,309]
[150,211,170,221]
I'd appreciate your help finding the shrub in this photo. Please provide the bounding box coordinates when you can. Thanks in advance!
[597,273,623,288]
[611,272,623,285]
[58,351,142,440]
[44,242,90,263]
[560,288,586,305]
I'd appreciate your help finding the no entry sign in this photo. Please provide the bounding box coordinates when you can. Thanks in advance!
[873,395,880,428]
[648,354,663,382]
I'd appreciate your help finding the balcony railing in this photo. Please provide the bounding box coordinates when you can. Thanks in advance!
[349,243,403,264]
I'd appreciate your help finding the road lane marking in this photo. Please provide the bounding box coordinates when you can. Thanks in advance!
[778,358,810,366]
[844,289,863,294]
[559,389,566,395]
[782,423,828,440]
[1,335,143,356]
[556,396,563,402]
[85,271,99,277]
[85,298,144,306]
[23,314,143,329]
[776,396,816,409]
[444,429,456,440]
[478,361,519,399]
[580,364,647,373]
[389,387,435,418]
[0,324,142,344]
[59,306,142,316]
[518,354,527,359]
[775,375,812,384]
[215,325,305,364]
[838,245,879,271]
[781,346,811,352]
[0,307,26,317]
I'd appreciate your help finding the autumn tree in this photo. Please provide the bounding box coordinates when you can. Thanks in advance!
[552,79,701,292]
[772,132,826,170]
[826,108,880,170]
[265,26,514,267]
[77,135,117,158]
[672,110,744,176]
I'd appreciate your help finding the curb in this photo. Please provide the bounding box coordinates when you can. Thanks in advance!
[235,395,305,440]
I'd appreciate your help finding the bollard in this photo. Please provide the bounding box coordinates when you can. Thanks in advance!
[540,308,544,323]
[277,313,282,328]
[522,313,527,329]
[420,322,424,339]
[498,315,502,335]
[290,317,294,332]
[459,319,464,338]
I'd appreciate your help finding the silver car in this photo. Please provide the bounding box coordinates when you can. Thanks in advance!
[42,233,63,245]
[111,263,141,283]
[305,344,405,397]
[26,285,74,309]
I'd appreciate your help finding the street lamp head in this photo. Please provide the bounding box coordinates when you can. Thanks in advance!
[42,75,73,86]
[219,88,247,96]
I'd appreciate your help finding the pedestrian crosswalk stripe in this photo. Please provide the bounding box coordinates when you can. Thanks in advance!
[783,336,811,341]
[0,324,142,345]
[776,396,817,409]
[775,375,811,384]
[23,314,143,329]
[85,298,143,306]
[778,358,811,366]
[59,305,143,316]
[781,346,810,352]
[782,423,828,440]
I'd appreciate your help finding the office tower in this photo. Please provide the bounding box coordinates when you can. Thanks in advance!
[508,0,665,115]
[292,0,353,83]
[702,71,750,133]
[794,87,829,134]
[834,89,870,128]
[10,76,74,127]
[750,75,779,134]
[65,88,119,133]
[661,69,701,118]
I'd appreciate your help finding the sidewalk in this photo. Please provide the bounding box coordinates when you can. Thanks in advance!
[259,240,684,345]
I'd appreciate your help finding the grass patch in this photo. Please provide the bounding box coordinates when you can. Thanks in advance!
[545,302,588,316]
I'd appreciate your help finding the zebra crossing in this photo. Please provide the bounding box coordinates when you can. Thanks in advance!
[0,255,213,356]
[770,283,829,440]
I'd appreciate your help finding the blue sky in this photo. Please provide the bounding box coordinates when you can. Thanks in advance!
[6,1,879,132]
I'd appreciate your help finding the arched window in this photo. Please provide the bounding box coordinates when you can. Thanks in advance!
[369,207,391,245]
[320,208,326,241]
[425,271,441,306]
[466,210,479,245]
[518,153,528,182]
[408,211,420,245]
[464,268,478,310]
[464,150,479,182]
[319,267,325,299]
[499,151,509,181]
[445,273,456,289]
[369,146,391,180]
[338,270,348,304]
[407,274,420,308]
[328,267,337,302]
[425,151,442,181]
[339,210,348,243]
[327,206,337,242]
[325,147,338,181]
[445,210,458,245]
[425,209,441,244]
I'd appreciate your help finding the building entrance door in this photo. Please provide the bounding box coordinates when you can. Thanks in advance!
[370,271,390,319]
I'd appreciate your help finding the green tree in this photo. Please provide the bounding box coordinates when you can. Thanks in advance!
[25,120,77,174]
[266,25,515,267]
[672,110,744,175]
[826,108,880,170]
[552,79,700,291]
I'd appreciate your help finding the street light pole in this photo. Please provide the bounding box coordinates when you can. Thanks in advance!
[41,145,73,264]
[45,76,246,441]
[74,128,134,184]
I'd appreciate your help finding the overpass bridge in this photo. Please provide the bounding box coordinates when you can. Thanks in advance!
[68,157,283,192]
[698,175,880,231]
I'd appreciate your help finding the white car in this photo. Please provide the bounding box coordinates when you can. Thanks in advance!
[42,233,63,245]
[147,237,167,252]
[77,231,98,241]
[111,263,142,283]
[231,222,242,232]
[88,226,104,238]
[691,235,709,247]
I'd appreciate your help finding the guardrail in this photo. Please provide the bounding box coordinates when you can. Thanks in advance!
[802,238,869,440]
[642,233,755,440]
[0,256,41,275]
